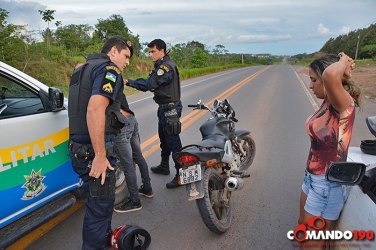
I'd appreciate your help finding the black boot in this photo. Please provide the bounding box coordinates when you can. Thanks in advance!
[151,156,170,175]
[166,175,180,189]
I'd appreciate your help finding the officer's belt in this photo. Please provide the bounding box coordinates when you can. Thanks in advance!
[69,140,114,160]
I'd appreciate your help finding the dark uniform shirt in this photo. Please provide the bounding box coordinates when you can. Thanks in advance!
[68,53,124,138]
[119,92,135,115]
[91,57,124,104]
[127,56,175,92]
[127,55,180,95]
[127,55,180,105]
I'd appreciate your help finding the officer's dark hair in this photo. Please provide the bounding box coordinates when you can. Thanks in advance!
[148,39,166,53]
[101,35,133,58]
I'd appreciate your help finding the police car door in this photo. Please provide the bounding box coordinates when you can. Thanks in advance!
[0,63,80,229]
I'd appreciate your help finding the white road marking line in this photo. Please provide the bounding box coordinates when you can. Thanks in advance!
[129,67,248,105]
[293,68,318,110]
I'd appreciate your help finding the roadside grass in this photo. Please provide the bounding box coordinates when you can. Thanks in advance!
[355,58,376,66]
[123,63,255,95]
[6,55,259,97]
[179,64,253,80]
[291,54,376,67]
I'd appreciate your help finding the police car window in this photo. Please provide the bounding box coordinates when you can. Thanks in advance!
[0,75,44,119]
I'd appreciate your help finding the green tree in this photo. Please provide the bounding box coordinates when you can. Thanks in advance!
[320,23,376,59]
[190,48,208,68]
[0,8,14,60]
[0,8,26,63]
[361,24,376,45]
[93,14,141,56]
[360,44,376,59]
[169,43,189,67]
[212,44,227,54]
[210,44,228,65]
[93,14,129,40]
[38,9,60,49]
[186,40,206,52]
[169,41,209,68]
[55,24,92,54]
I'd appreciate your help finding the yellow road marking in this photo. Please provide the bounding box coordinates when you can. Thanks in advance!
[7,66,269,249]
[140,66,269,153]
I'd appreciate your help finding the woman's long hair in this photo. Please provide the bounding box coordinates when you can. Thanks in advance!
[309,54,362,107]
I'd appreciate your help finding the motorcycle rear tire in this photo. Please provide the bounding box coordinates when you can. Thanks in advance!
[196,168,232,234]
[238,135,256,171]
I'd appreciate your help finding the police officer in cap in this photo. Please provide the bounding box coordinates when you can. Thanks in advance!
[68,35,133,249]
[126,38,182,189]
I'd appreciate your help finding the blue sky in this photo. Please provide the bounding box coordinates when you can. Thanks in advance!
[2,0,376,55]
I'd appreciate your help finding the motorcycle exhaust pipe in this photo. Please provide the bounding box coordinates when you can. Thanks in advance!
[225,177,244,192]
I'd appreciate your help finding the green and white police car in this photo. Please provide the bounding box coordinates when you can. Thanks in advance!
[0,61,127,248]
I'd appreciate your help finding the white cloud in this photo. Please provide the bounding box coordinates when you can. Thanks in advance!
[236,18,281,26]
[237,34,292,43]
[317,23,331,36]
[1,0,376,55]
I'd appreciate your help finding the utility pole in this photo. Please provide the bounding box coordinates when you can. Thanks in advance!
[355,34,360,60]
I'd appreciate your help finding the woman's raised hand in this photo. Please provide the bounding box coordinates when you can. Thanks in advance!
[338,52,355,78]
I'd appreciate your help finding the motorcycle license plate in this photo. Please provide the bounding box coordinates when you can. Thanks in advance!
[179,164,202,185]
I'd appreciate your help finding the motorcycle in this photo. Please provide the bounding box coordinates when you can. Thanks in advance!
[172,99,256,234]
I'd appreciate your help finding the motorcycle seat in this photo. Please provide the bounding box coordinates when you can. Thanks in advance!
[199,135,227,149]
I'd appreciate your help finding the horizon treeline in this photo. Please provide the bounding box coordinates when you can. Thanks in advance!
[1,7,374,91]
[0,8,277,91]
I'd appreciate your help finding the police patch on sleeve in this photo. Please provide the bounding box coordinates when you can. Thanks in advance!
[105,72,117,82]
[102,82,114,93]
[105,65,121,74]
[157,65,170,76]
[100,68,120,95]
[157,69,165,76]
[160,65,170,72]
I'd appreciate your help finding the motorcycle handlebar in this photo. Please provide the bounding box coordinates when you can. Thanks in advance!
[188,99,238,121]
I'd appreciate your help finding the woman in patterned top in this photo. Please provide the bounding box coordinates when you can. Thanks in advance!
[298,52,362,249]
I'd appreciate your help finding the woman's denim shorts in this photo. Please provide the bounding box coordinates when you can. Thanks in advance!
[302,170,351,221]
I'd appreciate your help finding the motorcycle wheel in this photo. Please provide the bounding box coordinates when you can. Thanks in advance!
[238,135,256,171]
[196,168,232,234]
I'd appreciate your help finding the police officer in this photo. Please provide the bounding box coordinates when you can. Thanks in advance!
[68,36,133,249]
[126,39,182,189]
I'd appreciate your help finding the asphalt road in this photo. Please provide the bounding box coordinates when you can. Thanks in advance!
[26,64,376,250]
